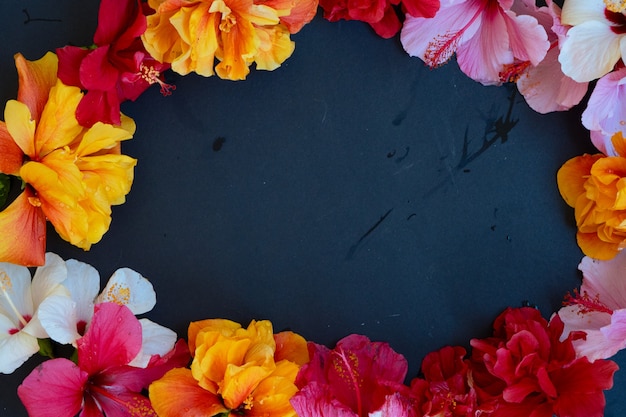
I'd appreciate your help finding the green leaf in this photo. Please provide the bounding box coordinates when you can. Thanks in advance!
[0,174,9,208]
[37,338,55,359]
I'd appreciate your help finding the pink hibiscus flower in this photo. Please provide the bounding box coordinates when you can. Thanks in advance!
[17,302,189,417]
[470,307,617,417]
[57,0,173,127]
[290,334,415,417]
[581,66,626,155]
[559,250,626,361]
[513,0,589,113]
[401,0,549,85]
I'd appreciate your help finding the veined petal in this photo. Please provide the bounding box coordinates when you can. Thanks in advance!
[64,259,101,327]
[129,319,178,368]
[250,360,300,416]
[75,154,136,205]
[74,120,134,157]
[254,25,295,71]
[34,81,84,157]
[17,358,87,416]
[0,261,34,326]
[38,294,81,345]
[0,122,24,175]
[149,368,229,417]
[561,0,607,26]
[30,252,68,306]
[0,329,40,374]
[15,52,58,124]
[559,21,622,82]
[96,267,156,315]
[4,99,36,159]
[0,189,46,266]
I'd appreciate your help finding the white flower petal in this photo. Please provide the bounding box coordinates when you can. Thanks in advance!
[561,0,607,26]
[97,268,156,315]
[0,263,34,326]
[0,329,40,374]
[559,20,622,82]
[64,259,100,324]
[38,294,80,345]
[128,318,177,368]
[30,253,69,306]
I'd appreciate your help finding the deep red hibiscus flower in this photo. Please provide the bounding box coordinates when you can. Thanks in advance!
[318,0,439,38]
[291,334,415,416]
[410,345,479,417]
[469,307,618,417]
[57,0,173,127]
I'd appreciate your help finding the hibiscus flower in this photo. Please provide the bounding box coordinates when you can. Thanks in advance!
[141,0,317,80]
[290,334,414,417]
[149,318,309,417]
[557,132,626,260]
[559,250,626,361]
[57,0,173,127]
[469,307,618,417]
[0,52,137,266]
[0,253,70,374]
[17,302,190,417]
[401,0,549,85]
[559,0,626,83]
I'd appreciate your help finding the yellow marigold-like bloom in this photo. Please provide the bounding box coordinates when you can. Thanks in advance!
[149,318,309,417]
[558,133,626,260]
[0,52,136,266]
[142,0,317,80]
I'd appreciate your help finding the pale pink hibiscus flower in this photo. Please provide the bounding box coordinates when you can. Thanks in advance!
[514,0,589,113]
[581,66,626,155]
[558,250,626,362]
[400,0,549,85]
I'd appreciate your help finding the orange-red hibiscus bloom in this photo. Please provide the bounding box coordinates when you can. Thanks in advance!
[141,0,318,80]
[558,132,626,260]
[149,318,309,417]
[0,52,136,266]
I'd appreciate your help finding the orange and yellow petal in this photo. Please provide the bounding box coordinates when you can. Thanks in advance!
[149,368,229,417]
[254,24,295,71]
[248,360,300,417]
[274,331,309,365]
[4,100,36,160]
[188,318,243,355]
[221,362,274,409]
[557,154,601,208]
[0,189,46,266]
[15,52,58,125]
[577,230,623,261]
[0,122,24,175]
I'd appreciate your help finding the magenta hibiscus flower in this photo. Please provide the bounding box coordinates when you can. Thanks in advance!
[57,0,173,127]
[17,303,189,417]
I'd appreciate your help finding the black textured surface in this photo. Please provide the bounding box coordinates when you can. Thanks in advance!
[1,2,625,416]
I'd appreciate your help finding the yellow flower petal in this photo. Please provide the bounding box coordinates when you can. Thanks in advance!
[4,100,36,159]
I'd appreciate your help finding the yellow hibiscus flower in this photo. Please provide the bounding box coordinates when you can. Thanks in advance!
[149,318,309,417]
[0,52,136,266]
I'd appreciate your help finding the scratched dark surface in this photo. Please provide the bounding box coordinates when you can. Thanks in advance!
[2,2,626,416]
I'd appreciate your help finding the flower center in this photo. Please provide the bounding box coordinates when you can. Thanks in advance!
[563,289,614,315]
[606,0,626,13]
[605,8,626,34]
[0,270,31,333]
[219,13,237,32]
[138,64,175,96]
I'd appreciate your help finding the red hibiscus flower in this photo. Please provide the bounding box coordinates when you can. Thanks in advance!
[469,307,618,417]
[318,0,440,39]
[17,303,189,417]
[57,0,173,127]
[291,334,415,416]
[410,345,479,417]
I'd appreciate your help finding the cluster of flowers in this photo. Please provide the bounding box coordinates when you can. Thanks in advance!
[2,252,624,416]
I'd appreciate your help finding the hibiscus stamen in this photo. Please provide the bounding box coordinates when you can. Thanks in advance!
[0,270,30,330]
[219,13,237,32]
[424,5,483,68]
[101,282,131,305]
[563,289,613,315]
[139,64,176,97]
[499,61,531,83]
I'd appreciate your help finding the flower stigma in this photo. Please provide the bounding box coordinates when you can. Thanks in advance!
[0,270,30,331]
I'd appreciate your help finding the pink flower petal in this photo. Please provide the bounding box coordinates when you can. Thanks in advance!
[18,358,88,417]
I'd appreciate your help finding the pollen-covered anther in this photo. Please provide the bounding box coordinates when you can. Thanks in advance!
[103,283,131,305]
[605,0,626,13]
[139,63,176,97]
[424,31,461,68]
[499,61,531,83]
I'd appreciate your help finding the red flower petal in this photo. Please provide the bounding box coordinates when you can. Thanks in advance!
[80,46,118,91]
[94,0,146,48]
[56,46,91,89]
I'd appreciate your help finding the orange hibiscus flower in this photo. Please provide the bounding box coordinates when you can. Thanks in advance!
[558,133,626,260]
[141,0,317,80]
[149,319,309,417]
[0,52,136,266]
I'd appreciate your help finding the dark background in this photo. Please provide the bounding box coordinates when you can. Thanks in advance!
[2,1,625,416]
